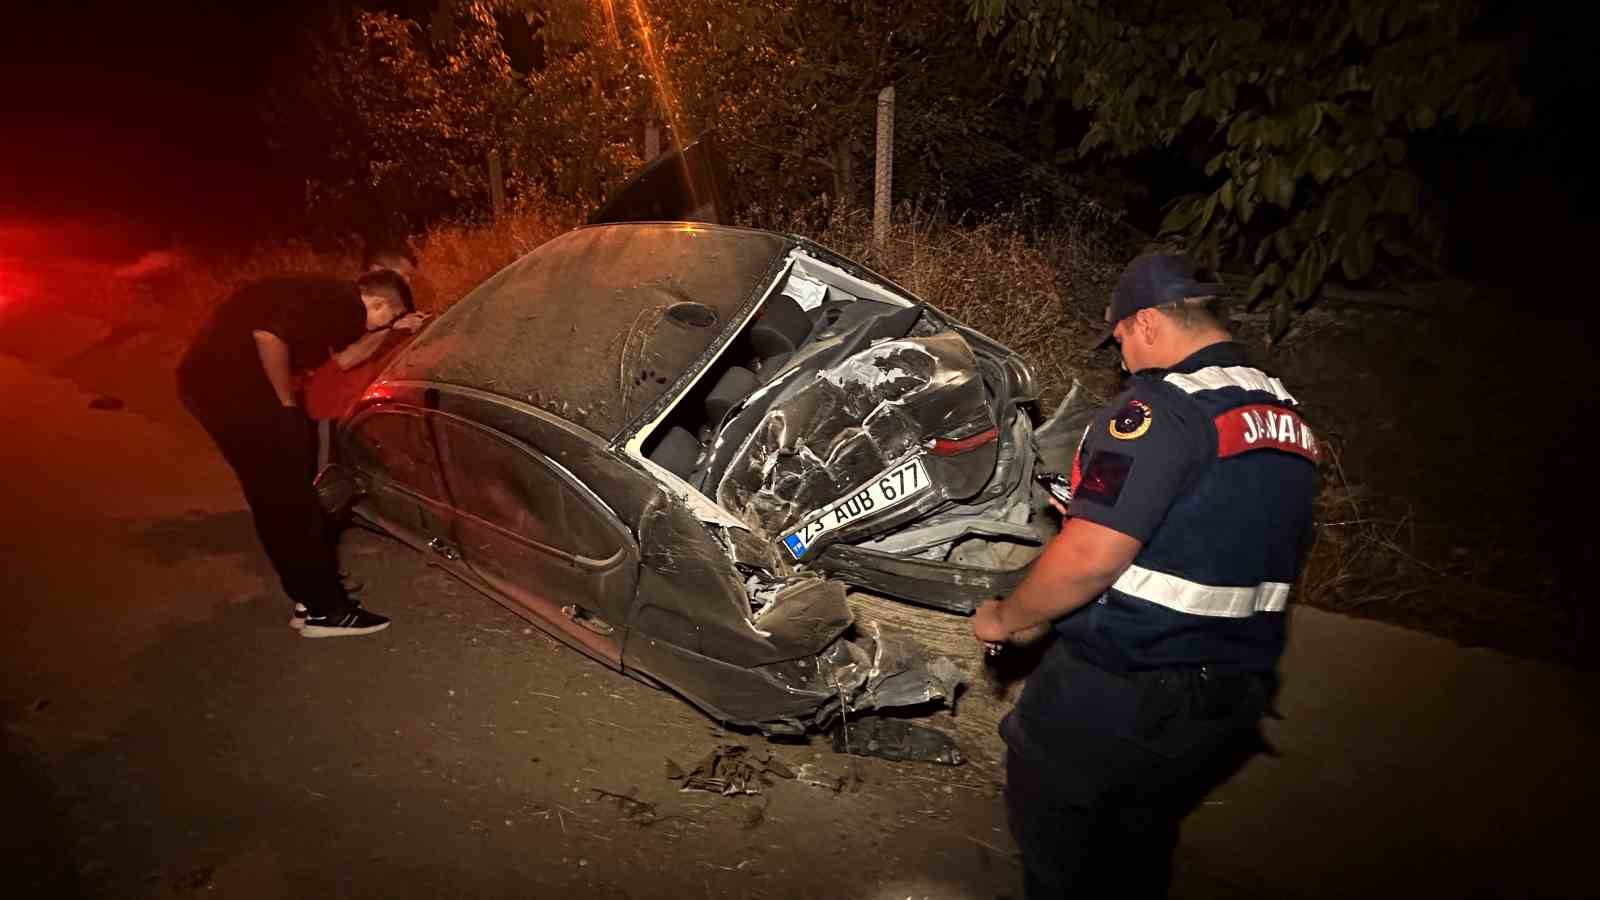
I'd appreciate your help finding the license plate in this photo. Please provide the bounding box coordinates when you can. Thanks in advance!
[781,456,930,560]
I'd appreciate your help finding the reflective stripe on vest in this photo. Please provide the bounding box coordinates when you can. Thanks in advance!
[1163,366,1297,404]
[1111,564,1290,618]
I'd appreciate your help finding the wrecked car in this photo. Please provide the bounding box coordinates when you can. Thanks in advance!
[314,219,1080,735]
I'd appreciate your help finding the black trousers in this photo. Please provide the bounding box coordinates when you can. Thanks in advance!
[1000,642,1271,899]
[178,367,351,617]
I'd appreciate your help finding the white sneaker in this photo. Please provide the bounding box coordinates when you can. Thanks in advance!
[289,603,308,630]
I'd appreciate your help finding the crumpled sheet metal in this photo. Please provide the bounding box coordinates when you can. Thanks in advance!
[815,620,965,714]
[628,609,965,736]
[633,492,851,669]
[832,716,965,766]
[811,541,1030,614]
[635,493,750,618]
[856,413,1039,559]
[745,575,855,665]
[715,331,989,537]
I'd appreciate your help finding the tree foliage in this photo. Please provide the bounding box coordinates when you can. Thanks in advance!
[265,2,529,236]
[268,0,1078,236]
[971,0,1528,335]
[643,0,1034,210]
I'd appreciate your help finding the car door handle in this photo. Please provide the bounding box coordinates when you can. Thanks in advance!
[427,537,461,561]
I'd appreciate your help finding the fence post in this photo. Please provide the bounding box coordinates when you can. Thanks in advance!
[487,148,506,219]
[645,120,661,160]
[873,86,895,249]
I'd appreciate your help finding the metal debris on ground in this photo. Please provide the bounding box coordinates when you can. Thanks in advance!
[832,716,966,766]
[666,743,795,796]
[591,788,661,825]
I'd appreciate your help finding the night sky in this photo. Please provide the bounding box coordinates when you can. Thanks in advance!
[1,3,312,239]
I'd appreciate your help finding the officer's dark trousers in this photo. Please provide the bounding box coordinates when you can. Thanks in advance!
[178,370,351,618]
[1000,641,1270,899]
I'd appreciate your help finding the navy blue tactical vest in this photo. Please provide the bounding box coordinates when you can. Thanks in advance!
[1060,347,1321,674]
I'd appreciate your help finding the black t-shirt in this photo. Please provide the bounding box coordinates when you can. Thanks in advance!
[182,276,367,382]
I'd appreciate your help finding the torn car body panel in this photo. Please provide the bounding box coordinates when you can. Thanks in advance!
[710,329,997,546]
[624,573,962,735]
[619,468,964,734]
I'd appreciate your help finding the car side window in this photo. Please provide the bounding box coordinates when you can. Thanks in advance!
[346,410,445,501]
[432,416,620,561]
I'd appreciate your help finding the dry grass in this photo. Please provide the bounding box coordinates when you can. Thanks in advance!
[408,199,579,313]
[1299,437,1440,612]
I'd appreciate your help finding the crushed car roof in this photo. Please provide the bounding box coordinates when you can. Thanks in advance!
[381,223,794,438]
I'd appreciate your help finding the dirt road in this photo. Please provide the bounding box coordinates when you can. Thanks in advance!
[1,340,1594,899]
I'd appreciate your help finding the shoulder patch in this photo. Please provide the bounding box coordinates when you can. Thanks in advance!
[1108,399,1153,441]
[1075,451,1134,505]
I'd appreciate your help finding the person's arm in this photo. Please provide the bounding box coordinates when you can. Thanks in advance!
[972,517,1141,644]
[252,330,298,406]
[330,330,390,371]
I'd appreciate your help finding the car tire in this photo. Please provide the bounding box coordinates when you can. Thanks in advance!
[649,425,702,479]
[705,366,758,423]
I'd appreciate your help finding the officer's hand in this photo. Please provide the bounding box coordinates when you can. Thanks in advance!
[1047,496,1069,516]
[975,599,1052,658]
[973,599,1010,655]
[392,312,430,333]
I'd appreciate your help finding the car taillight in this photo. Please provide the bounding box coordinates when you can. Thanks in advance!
[927,426,998,456]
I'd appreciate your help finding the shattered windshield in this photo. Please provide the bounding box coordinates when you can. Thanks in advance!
[381,224,792,438]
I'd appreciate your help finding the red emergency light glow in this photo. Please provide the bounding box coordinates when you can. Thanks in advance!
[0,265,19,312]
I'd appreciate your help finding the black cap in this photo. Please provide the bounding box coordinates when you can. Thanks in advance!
[1091,253,1221,349]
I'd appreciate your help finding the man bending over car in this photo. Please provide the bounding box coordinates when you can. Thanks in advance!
[177,270,426,637]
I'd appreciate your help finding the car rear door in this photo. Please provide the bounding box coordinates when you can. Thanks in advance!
[429,413,637,667]
[340,407,463,566]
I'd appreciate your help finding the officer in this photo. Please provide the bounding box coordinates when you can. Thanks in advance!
[972,253,1322,898]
